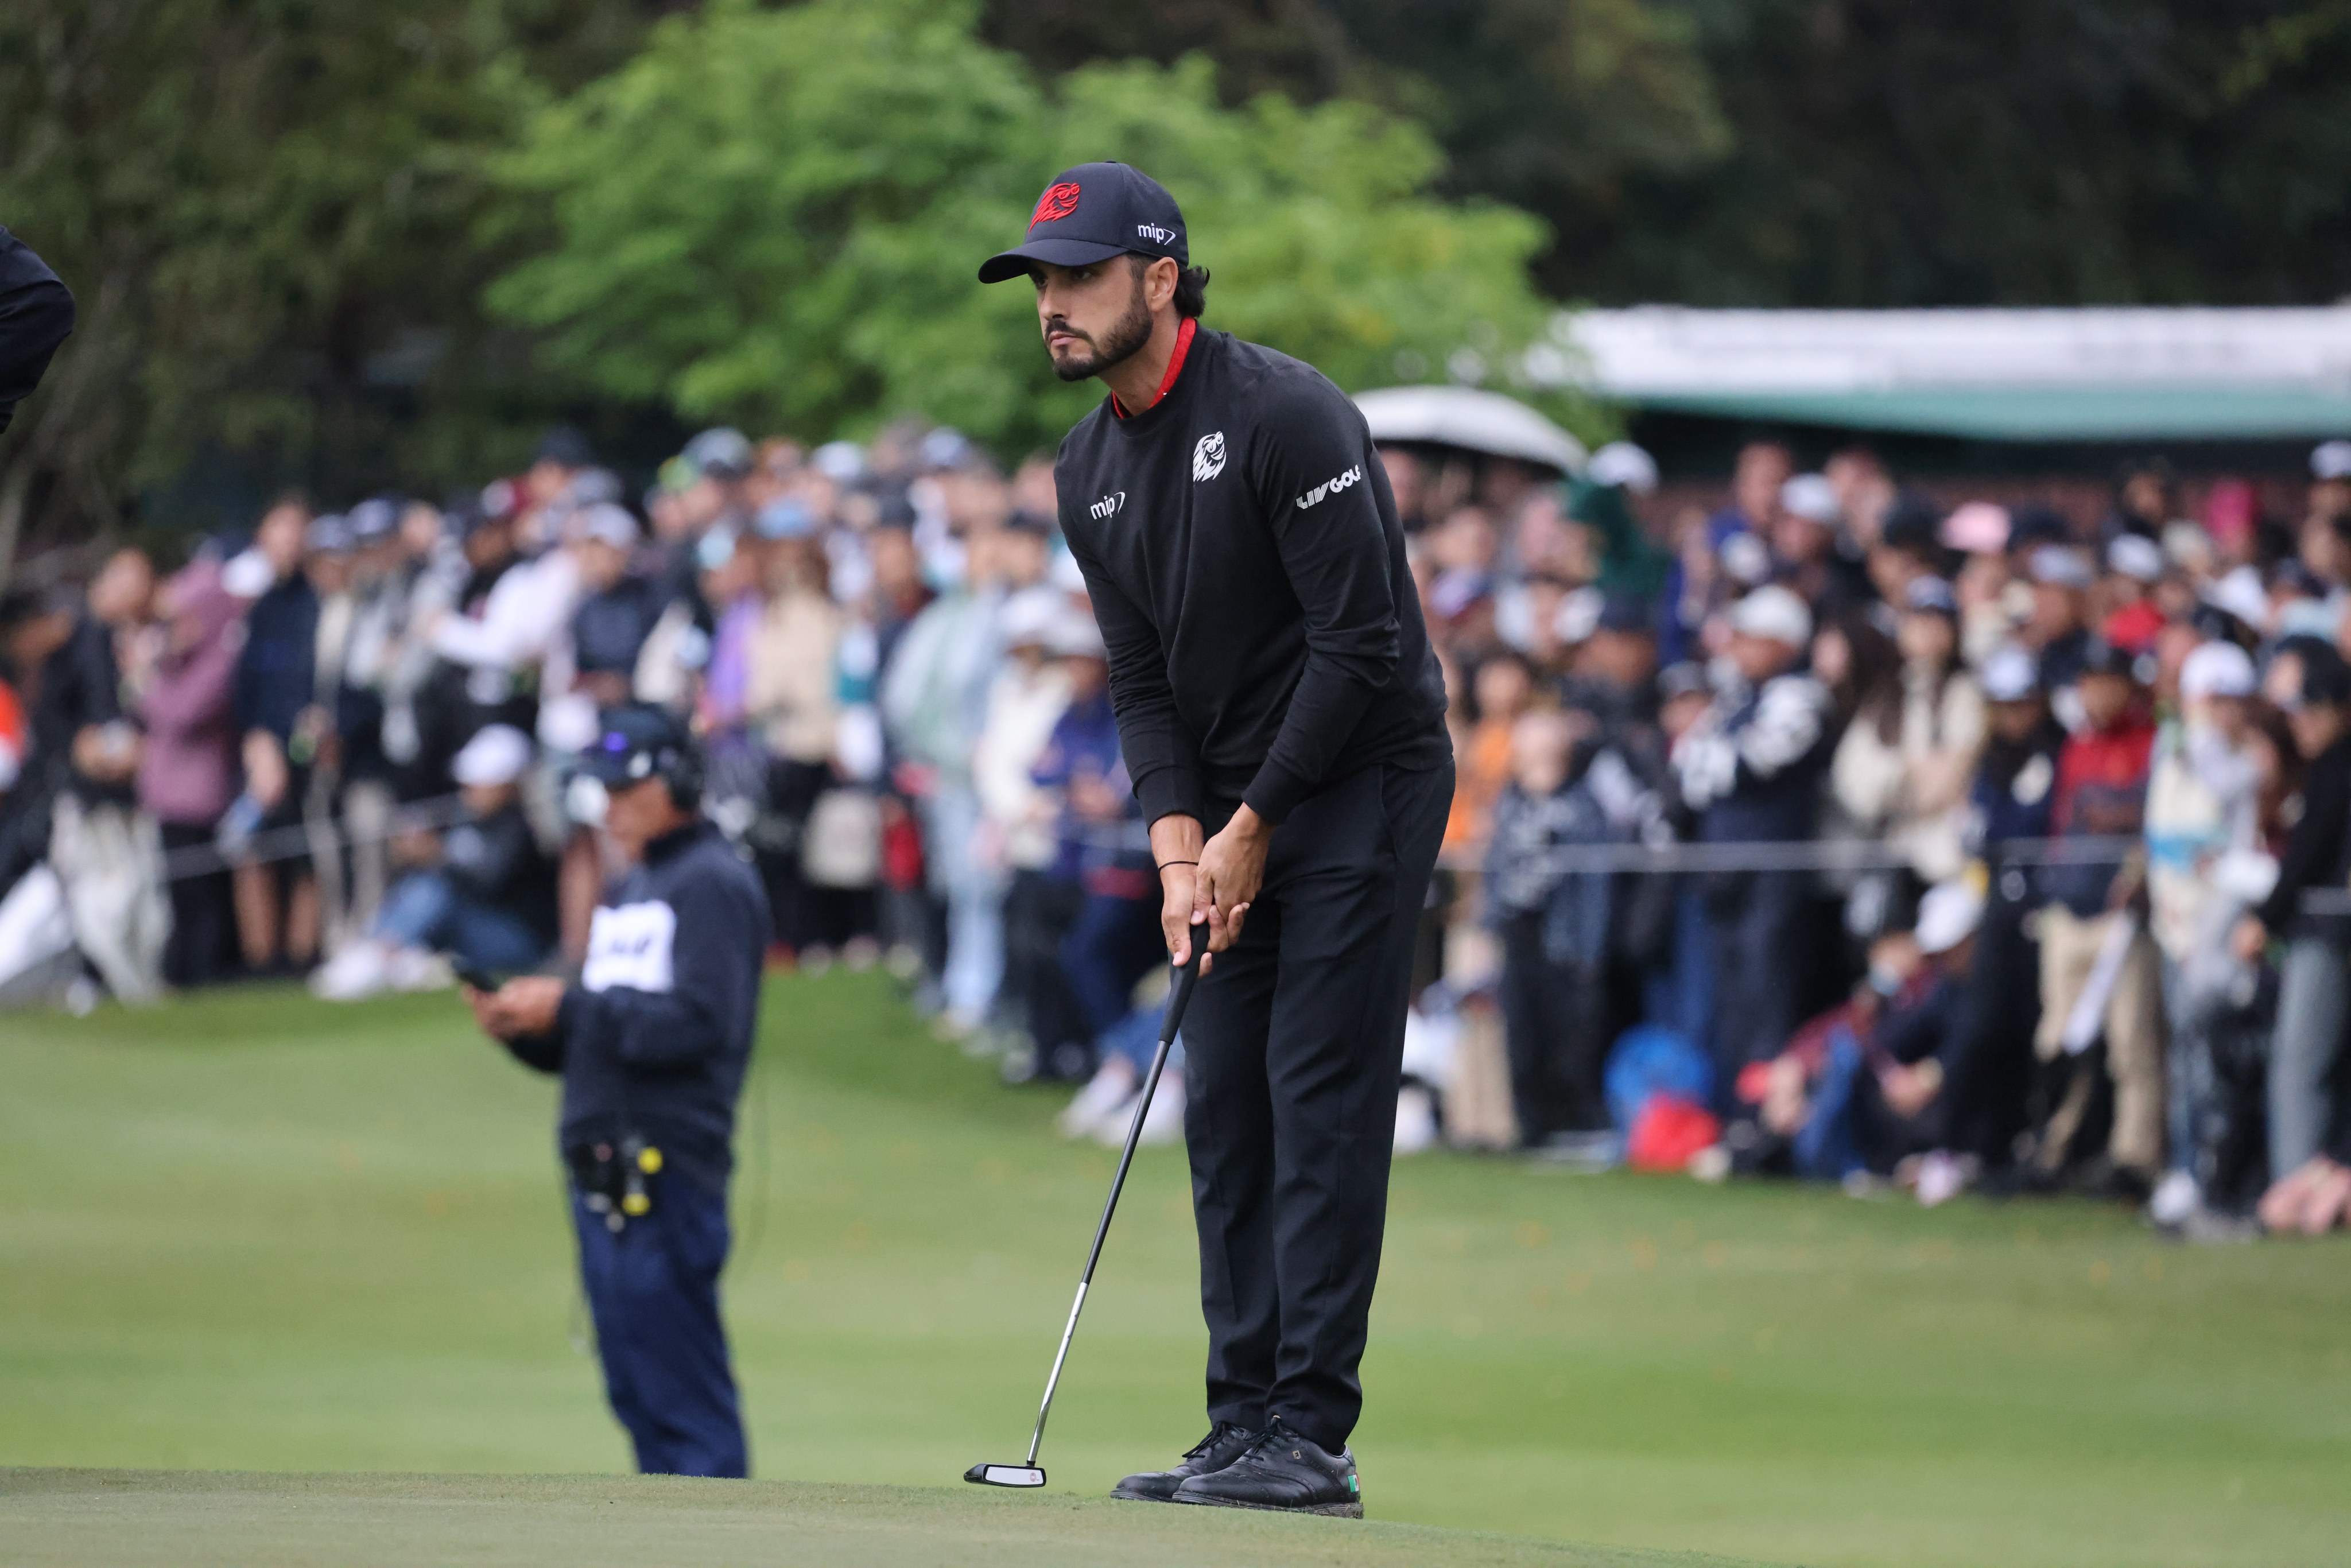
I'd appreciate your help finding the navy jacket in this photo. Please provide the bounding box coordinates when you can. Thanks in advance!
[234,576,319,742]
[0,227,73,434]
[505,821,771,1193]
[1674,672,1833,844]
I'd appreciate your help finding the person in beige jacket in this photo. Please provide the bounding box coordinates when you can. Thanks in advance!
[745,529,843,953]
[1831,577,1985,900]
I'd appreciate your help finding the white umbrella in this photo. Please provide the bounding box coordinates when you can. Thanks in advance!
[1352,386,1586,474]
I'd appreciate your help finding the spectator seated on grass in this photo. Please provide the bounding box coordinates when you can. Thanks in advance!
[1742,880,1982,1188]
[311,725,554,1000]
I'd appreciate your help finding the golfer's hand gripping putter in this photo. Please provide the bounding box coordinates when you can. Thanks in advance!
[965,918,1209,1489]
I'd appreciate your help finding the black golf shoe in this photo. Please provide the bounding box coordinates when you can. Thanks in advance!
[1171,1418,1363,1517]
[1110,1421,1260,1502]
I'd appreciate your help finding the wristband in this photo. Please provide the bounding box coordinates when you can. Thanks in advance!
[1157,860,1198,871]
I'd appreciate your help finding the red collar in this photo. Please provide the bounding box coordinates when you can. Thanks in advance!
[1111,317,1196,419]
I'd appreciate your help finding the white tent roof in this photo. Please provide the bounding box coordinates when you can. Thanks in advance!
[1543,305,2351,441]
[1352,385,1587,473]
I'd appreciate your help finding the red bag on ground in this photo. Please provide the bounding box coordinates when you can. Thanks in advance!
[1625,1094,1721,1172]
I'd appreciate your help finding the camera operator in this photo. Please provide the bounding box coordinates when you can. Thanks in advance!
[467,704,772,1477]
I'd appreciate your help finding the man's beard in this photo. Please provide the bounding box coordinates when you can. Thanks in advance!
[1047,275,1153,383]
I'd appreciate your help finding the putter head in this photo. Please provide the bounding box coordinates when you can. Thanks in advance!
[965,1461,1047,1488]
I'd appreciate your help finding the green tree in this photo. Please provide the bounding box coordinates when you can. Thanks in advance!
[486,0,1561,460]
[0,0,648,565]
[980,0,1731,300]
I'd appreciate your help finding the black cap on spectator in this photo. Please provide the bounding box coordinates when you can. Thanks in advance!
[2287,639,2351,709]
[2006,503,2071,549]
[1595,593,1654,636]
[2189,601,2250,646]
[1001,509,1054,538]
[0,587,47,633]
[535,424,595,469]
[449,491,506,538]
[1878,492,1945,554]
[2079,638,2139,681]
[2271,558,2328,599]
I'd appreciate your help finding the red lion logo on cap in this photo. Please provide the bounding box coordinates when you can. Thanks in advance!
[1031,182,1081,227]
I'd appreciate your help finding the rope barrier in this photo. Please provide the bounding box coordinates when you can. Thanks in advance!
[157,793,473,882]
[1434,835,2140,876]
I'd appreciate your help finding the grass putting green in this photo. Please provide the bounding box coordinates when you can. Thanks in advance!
[3,973,2350,1568]
[0,1469,1758,1567]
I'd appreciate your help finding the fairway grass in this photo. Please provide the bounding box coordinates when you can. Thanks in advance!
[5,975,2351,1568]
[0,1469,1760,1568]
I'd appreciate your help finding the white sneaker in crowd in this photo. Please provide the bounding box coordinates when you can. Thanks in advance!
[385,946,455,993]
[1093,1077,1185,1148]
[1914,1150,1976,1209]
[310,940,392,1002]
[1394,1083,1440,1155]
[2148,1169,2201,1229]
[1057,1058,1138,1140]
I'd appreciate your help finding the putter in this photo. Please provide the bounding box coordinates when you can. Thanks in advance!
[966,918,1210,1490]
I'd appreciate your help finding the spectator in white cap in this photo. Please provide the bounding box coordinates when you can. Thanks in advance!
[2144,636,2271,1229]
[1887,878,1996,1205]
[1962,643,2067,1177]
[2307,439,2351,544]
[1774,472,1868,611]
[311,723,556,1001]
[1749,878,1984,1191]
[1586,441,1659,495]
[977,588,1083,1057]
[2097,532,2171,656]
[568,505,658,711]
[1674,583,1835,1093]
[2294,451,2351,596]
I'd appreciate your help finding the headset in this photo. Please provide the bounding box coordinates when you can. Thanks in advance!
[651,729,704,812]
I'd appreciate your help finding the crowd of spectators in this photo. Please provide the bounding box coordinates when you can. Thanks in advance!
[6,415,2351,1239]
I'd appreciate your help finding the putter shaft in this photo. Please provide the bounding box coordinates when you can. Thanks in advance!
[1019,925,1205,1469]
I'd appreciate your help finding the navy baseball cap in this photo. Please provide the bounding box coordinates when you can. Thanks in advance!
[578,704,696,788]
[978,162,1188,284]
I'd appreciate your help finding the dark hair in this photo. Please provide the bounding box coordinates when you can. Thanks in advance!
[1131,254,1210,319]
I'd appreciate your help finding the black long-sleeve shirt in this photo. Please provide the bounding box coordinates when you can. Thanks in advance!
[1056,327,1448,827]
[2260,735,2351,942]
[0,227,74,435]
[503,821,772,1193]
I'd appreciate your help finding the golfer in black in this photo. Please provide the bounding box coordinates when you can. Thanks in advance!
[980,164,1453,1516]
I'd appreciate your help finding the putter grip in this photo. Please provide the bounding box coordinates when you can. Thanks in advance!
[1180,917,1210,975]
[1162,918,1210,1044]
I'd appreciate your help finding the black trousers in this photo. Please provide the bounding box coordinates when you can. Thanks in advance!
[1496,913,1609,1143]
[1182,758,1453,1453]
[1705,868,1811,1077]
[159,820,238,987]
